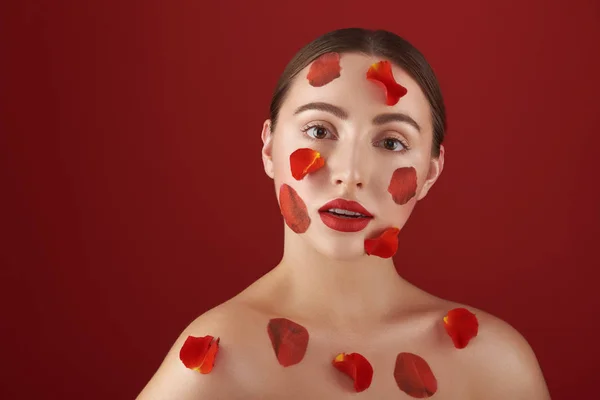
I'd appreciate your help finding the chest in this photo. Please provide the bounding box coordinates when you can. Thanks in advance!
[238,331,475,399]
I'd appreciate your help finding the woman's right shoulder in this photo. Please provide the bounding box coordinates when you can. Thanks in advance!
[136,301,265,400]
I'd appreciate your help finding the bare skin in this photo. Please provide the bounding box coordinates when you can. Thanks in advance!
[137,281,550,399]
[137,53,551,399]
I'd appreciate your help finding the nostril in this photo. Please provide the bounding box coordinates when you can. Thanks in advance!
[335,180,363,187]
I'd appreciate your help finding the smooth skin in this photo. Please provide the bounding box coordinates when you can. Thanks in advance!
[137,53,551,399]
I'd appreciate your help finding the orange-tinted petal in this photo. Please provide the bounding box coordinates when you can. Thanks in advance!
[199,337,220,373]
[366,60,407,106]
[394,352,438,398]
[332,352,373,392]
[364,227,400,258]
[179,335,220,374]
[267,317,309,367]
[307,52,341,87]
[388,167,417,205]
[279,184,310,233]
[443,308,479,349]
[290,148,325,180]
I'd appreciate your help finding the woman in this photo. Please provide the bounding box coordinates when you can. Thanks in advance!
[138,28,550,399]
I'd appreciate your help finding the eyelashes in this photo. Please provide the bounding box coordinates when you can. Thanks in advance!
[300,122,411,153]
[301,122,335,140]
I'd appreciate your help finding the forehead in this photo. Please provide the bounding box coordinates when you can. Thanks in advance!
[280,53,432,133]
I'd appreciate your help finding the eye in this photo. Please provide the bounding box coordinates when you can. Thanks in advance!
[301,123,334,140]
[375,137,410,152]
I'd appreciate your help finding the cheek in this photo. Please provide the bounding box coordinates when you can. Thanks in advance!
[290,148,325,180]
[279,184,311,233]
[387,167,418,205]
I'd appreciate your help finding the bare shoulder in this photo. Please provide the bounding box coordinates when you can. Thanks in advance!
[136,300,265,400]
[451,304,551,400]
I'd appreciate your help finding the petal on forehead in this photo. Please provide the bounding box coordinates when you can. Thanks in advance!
[290,148,325,180]
[366,60,408,106]
[306,52,342,87]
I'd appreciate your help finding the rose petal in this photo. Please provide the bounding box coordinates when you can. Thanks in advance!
[388,167,417,205]
[307,52,342,87]
[199,337,220,373]
[443,308,479,349]
[179,335,220,374]
[267,317,309,367]
[332,352,373,392]
[364,227,400,258]
[394,352,438,398]
[366,60,407,106]
[279,184,310,233]
[290,148,325,180]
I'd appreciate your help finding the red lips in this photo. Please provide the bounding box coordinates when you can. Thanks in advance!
[318,198,373,217]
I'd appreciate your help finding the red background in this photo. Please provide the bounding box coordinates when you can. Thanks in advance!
[1,1,599,399]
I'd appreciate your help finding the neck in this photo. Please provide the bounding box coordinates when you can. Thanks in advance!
[269,227,411,331]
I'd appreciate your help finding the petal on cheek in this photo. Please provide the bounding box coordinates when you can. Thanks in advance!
[366,60,407,106]
[332,352,374,392]
[279,184,311,233]
[388,167,418,205]
[306,52,342,87]
[364,227,400,258]
[394,352,438,398]
[443,308,479,349]
[290,148,325,180]
[267,318,310,367]
[179,335,220,374]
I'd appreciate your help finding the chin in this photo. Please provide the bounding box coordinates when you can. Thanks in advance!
[312,239,369,262]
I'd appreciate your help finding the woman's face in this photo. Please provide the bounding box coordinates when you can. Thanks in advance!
[262,52,444,261]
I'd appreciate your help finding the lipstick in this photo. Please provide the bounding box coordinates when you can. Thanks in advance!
[318,198,374,233]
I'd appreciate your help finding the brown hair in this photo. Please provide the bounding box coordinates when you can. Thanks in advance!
[269,28,447,158]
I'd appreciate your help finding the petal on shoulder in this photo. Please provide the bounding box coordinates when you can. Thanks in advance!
[461,309,551,400]
[136,304,259,400]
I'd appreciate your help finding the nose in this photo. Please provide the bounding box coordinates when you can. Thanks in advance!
[328,140,368,190]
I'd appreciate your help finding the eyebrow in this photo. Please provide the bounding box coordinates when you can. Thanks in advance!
[293,102,421,133]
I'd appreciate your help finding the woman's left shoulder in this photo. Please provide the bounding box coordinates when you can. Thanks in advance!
[445,303,552,399]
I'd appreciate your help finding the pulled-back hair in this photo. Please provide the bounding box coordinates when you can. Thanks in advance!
[269,28,446,158]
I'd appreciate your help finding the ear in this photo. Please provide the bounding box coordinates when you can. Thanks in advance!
[416,144,445,201]
[261,119,275,179]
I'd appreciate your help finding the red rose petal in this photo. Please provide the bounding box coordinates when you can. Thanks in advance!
[388,167,417,205]
[364,227,400,258]
[290,148,325,180]
[394,352,438,398]
[179,335,220,374]
[306,52,342,87]
[366,60,407,106]
[279,184,310,233]
[332,352,373,392]
[199,337,220,373]
[443,308,479,349]
[267,318,310,367]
